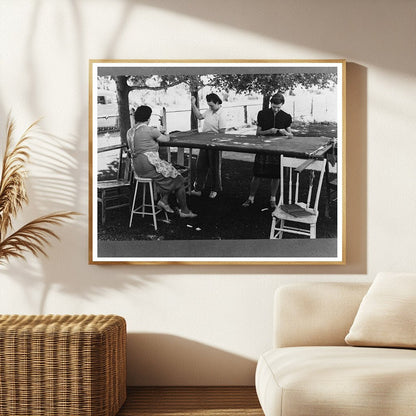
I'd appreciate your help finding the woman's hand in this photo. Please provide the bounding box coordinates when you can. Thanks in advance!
[157,133,170,143]
[191,96,196,105]
[280,129,294,138]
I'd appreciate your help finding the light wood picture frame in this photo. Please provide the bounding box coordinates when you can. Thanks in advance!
[89,60,345,264]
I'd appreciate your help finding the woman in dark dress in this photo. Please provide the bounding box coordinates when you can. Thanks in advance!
[242,93,293,209]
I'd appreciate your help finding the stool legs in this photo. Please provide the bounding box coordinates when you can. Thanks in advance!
[148,181,158,230]
[129,180,139,228]
[129,179,168,231]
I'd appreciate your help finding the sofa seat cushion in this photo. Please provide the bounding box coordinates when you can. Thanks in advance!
[256,346,416,416]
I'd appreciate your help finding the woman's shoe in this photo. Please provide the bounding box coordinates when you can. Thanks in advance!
[157,200,174,213]
[242,199,254,207]
[179,210,198,218]
[209,191,218,199]
[190,190,202,197]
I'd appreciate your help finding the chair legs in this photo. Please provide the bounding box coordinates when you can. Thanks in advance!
[278,220,285,239]
[129,178,168,231]
[269,217,276,239]
[310,224,316,239]
[270,217,317,239]
[270,218,285,239]
[100,190,107,225]
[98,185,131,225]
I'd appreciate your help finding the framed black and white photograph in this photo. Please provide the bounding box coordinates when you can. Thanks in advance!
[89,60,345,264]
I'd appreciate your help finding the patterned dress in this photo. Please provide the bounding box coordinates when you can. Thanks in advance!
[127,124,184,193]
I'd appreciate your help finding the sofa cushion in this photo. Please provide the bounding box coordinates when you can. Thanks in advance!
[345,272,416,348]
[274,283,370,348]
[256,346,416,416]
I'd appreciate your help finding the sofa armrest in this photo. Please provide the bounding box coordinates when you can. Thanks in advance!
[273,282,370,348]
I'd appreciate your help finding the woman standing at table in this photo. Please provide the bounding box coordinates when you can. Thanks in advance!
[242,93,293,209]
[190,93,227,199]
[127,106,197,218]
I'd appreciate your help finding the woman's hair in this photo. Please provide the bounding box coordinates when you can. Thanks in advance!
[134,105,152,122]
[206,93,222,105]
[270,93,285,105]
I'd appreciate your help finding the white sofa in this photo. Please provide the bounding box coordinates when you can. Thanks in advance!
[255,281,416,416]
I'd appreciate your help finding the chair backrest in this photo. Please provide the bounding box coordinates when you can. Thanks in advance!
[279,155,327,213]
[117,146,133,183]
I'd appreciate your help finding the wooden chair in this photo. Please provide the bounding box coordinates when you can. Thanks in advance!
[324,151,338,218]
[325,176,338,217]
[97,148,132,224]
[270,155,327,239]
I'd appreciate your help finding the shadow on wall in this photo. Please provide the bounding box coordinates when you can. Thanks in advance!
[345,63,367,275]
[0,2,89,309]
[126,333,257,386]
[0,261,154,315]
[0,1,371,299]
[134,0,413,76]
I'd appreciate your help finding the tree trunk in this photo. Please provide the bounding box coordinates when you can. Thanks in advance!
[262,94,270,111]
[190,86,199,131]
[115,76,132,145]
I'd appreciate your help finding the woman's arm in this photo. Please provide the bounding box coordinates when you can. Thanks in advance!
[191,96,205,120]
[256,126,278,136]
[151,127,170,143]
[277,126,293,137]
[156,132,170,143]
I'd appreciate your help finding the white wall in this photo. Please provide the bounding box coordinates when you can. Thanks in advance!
[0,0,415,385]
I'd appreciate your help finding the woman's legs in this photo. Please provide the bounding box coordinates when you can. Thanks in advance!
[270,178,280,208]
[176,186,190,212]
[208,150,223,193]
[242,176,261,206]
[175,186,197,217]
[193,149,209,192]
[168,175,193,214]
[249,176,261,198]
[157,191,174,213]
[160,192,169,204]
[243,177,279,207]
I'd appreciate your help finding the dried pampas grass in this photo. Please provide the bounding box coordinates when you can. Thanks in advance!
[0,116,78,265]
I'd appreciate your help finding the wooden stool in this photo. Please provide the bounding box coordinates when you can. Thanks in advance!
[129,175,168,231]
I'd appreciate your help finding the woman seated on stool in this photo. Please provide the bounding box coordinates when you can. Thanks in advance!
[127,106,197,218]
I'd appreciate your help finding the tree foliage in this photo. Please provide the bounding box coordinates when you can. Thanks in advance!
[109,70,337,140]
[210,72,337,109]
[210,72,336,95]
[113,74,212,137]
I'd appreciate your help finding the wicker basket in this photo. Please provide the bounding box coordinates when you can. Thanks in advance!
[0,314,126,416]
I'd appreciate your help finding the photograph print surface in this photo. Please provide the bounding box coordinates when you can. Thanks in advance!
[90,60,345,264]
